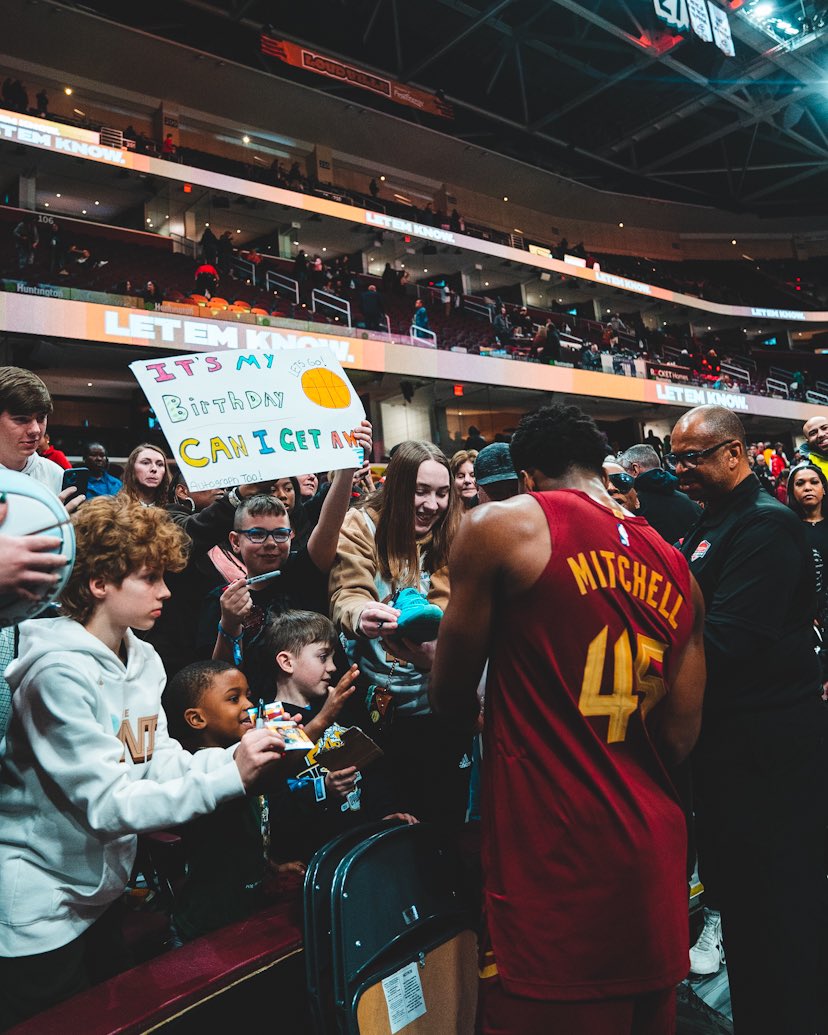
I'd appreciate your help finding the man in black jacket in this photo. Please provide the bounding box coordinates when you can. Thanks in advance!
[670,405,828,1035]
[359,284,385,331]
[618,444,701,544]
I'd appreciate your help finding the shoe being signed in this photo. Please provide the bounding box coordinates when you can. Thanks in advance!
[391,587,443,643]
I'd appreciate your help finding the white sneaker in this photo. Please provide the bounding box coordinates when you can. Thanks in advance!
[689,908,725,976]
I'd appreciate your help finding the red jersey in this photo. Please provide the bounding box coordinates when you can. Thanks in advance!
[482,490,693,1001]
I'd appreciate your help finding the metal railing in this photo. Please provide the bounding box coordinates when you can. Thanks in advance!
[169,234,198,259]
[721,361,751,384]
[806,390,828,406]
[265,270,299,305]
[765,377,790,398]
[769,365,794,384]
[410,324,437,347]
[462,297,493,321]
[312,288,351,327]
[233,257,257,287]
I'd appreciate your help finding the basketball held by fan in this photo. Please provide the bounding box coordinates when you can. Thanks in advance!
[0,471,75,627]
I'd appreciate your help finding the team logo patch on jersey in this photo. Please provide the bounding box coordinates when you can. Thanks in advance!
[691,539,711,562]
[617,523,630,548]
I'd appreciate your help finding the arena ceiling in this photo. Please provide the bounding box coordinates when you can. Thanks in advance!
[59,1,828,216]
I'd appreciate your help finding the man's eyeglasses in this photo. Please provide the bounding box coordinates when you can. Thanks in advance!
[237,527,292,544]
[665,440,735,470]
[608,472,635,492]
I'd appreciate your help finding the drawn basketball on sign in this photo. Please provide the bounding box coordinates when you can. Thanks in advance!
[301,367,352,409]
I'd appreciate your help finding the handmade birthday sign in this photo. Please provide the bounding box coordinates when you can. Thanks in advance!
[129,346,366,491]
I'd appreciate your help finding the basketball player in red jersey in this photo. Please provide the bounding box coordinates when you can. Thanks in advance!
[431,404,706,1035]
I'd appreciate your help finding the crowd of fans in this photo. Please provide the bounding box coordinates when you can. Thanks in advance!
[1,71,817,321]
[1,363,828,1031]
[4,201,822,412]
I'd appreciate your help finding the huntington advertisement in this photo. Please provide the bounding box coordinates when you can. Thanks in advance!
[130,346,366,490]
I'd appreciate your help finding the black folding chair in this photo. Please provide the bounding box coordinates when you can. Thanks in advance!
[330,823,478,1035]
[304,821,401,1034]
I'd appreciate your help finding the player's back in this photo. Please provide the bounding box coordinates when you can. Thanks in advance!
[482,489,693,1001]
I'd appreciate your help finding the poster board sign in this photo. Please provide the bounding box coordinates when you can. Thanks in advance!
[129,346,365,491]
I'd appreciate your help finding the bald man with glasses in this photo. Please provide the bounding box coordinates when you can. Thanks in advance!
[670,405,827,1035]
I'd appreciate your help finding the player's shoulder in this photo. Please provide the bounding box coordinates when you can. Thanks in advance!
[462,494,544,540]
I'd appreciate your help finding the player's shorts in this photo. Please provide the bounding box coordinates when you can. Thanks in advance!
[478,969,676,1035]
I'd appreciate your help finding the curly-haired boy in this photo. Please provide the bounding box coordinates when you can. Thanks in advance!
[0,496,286,1029]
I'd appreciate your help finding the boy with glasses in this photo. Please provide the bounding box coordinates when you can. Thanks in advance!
[198,421,372,699]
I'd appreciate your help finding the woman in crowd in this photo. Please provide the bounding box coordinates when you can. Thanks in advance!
[329,441,469,827]
[450,449,478,509]
[121,443,171,507]
[273,475,312,548]
[297,472,319,501]
[787,461,828,686]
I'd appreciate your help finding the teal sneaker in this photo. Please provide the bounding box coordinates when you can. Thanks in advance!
[391,587,443,643]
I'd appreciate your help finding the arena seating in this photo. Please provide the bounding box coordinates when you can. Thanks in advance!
[6,886,305,1035]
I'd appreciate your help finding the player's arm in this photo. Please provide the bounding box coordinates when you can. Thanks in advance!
[430,506,502,729]
[650,575,706,766]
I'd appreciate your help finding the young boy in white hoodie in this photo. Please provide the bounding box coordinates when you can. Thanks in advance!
[0,496,286,1029]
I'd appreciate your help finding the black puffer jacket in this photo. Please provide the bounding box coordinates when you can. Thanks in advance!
[634,468,702,546]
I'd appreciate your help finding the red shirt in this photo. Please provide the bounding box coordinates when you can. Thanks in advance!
[41,446,71,470]
[482,490,693,1000]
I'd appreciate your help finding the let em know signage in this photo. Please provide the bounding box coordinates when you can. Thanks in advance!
[130,346,365,491]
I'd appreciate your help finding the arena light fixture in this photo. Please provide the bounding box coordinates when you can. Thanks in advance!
[64,86,73,95]
[242,134,251,144]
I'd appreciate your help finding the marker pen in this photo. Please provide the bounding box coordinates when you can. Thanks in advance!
[246,569,283,587]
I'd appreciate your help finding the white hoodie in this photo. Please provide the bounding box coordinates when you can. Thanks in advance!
[0,617,244,956]
[0,452,63,495]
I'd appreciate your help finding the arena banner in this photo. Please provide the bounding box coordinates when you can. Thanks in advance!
[129,347,366,490]
[0,110,130,168]
[0,292,825,423]
[646,361,693,384]
[260,35,454,119]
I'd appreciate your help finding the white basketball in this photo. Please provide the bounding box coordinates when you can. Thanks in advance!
[0,470,75,627]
